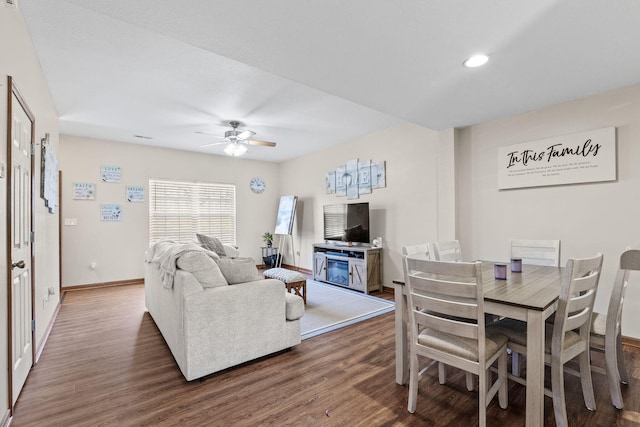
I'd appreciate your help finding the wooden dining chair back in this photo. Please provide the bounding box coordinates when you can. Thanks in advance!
[498,253,603,427]
[402,243,431,259]
[590,248,640,409]
[510,239,560,266]
[432,240,462,262]
[402,256,508,426]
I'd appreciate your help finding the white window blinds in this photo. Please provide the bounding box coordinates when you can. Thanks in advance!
[149,179,236,245]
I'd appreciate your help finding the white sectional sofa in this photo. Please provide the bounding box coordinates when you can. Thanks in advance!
[144,241,304,381]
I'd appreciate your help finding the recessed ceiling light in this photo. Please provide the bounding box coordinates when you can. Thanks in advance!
[463,54,489,68]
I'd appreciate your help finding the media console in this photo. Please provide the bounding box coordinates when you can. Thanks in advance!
[312,243,382,294]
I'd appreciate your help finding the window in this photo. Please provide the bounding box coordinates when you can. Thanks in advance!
[149,179,236,245]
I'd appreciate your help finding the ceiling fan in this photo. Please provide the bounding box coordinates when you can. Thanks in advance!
[198,121,277,156]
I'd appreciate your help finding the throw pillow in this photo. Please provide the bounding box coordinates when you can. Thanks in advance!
[215,257,261,284]
[196,233,227,257]
[176,250,228,288]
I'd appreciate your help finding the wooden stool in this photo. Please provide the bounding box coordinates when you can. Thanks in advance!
[263,268,307,304]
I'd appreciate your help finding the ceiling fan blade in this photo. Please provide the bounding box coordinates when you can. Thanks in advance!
[247,139,276,147]
[199,141,228,148]
[196,131,225,138]
[237,129,256,140]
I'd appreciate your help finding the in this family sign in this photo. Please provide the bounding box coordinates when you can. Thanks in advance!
[498,127,616,190]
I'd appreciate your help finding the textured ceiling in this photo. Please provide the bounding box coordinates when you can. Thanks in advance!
[18,0,640,162]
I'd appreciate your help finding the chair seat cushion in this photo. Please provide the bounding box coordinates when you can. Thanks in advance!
[492,318,582,353]
[417,326,507,362]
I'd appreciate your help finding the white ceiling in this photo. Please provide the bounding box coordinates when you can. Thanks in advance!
[18,0,640,162]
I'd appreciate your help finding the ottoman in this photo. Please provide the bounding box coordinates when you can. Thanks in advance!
[263,267,307,304]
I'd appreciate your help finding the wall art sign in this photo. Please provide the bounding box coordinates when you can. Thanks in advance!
[41,134,59,213]
[101,165,121,183]
[497,127,616,190]
[126,185,144,202]
[100,204,122,221]
[327,159,386,199]
[73,182,96,200]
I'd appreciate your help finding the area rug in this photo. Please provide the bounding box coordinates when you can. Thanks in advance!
[300,280,395,340]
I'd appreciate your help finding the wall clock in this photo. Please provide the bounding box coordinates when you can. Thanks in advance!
[250,177,266,194]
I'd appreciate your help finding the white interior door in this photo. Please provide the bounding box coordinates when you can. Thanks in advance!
[10,88,34,406]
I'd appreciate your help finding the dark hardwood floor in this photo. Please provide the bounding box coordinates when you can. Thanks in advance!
[11,284,640,426]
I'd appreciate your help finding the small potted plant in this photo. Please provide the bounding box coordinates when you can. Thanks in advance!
[262,231,274,248]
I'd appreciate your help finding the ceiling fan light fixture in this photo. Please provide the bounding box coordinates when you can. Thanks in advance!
[224,142,248,156]
[463,54,489,68]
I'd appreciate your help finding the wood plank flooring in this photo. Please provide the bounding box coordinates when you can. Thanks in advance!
[11,284,640,426]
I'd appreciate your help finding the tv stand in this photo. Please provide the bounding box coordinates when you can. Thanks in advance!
[312,243,382,294]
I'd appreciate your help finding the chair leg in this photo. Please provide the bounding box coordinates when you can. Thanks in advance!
[438,362,446,384]
[616,333,629,384]
[607,334,625,409]
[579,351,596,411]
[498,350,508,409]
[511,351,521,376]
[466,372,474,391]
[551,360,568,427]
[478,368,487,427]
[408,353,419,413]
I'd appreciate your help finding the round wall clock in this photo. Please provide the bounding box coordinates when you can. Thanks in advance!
[250,177,266,194]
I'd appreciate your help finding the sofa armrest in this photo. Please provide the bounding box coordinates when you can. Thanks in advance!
[285,293,304,320]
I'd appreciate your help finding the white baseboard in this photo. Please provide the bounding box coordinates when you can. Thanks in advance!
[35,301,60,363]
[1,408,10,427]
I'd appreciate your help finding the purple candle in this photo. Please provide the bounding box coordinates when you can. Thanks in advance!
[494,264,507,280]
[511,258,522,273]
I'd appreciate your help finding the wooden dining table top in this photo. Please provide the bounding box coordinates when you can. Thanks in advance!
[480,261,564,312]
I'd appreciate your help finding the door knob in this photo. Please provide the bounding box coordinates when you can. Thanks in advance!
[12,260,25,269]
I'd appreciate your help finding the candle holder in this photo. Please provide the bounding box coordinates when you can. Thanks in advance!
[494,264,507,280]
[511,258,522,273]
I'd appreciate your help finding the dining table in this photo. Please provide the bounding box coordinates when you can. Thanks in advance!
[393,261,564,427]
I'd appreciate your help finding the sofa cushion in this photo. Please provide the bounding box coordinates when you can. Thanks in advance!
[285,293,304,320]
[196,233,227,257]
[177,250,228,288]
[215,257,261,284]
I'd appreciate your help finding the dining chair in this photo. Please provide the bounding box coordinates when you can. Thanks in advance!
[589,248,640,409]
[402,243,431,259]
[403,243,476,391]
[509,239,561,266]
[495,253,603,427]
[509,239,561,375]
[402,256,508,426]
[432,240,462,262]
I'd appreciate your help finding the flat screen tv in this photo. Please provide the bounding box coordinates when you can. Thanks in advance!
[323,202,370,244]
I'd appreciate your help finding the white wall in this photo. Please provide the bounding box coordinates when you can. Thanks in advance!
[59,135,281,287]
[0,3,60,415]
[278,122,445,285]
[456,83,640,337]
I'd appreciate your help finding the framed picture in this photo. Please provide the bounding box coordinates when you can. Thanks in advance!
[325,171,336,194]
[335,165,347,196]
[126,185,144,202]
[371,161,386,188]
[358,160,372,194]
[346,159,359,199]
[274,195,298,235]
[73,182,96,200]
[101,165,121,183]
[100,204,122,221]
